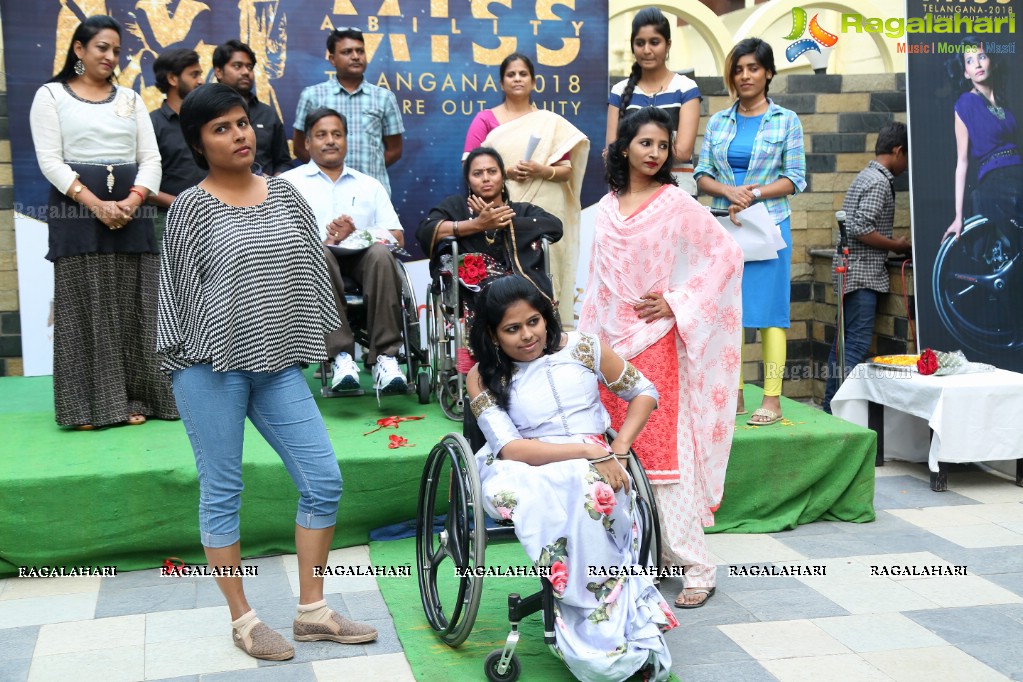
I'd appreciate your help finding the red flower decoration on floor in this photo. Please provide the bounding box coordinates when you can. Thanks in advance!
[363,415,425,435]
[388,434,415,448]
[162,557,186,576]
[917,348,939,375]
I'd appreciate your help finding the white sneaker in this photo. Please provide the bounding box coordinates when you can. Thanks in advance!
[373,355,407,393]
[331,352,361,390]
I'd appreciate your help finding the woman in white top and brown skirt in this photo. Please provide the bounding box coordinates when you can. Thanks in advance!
[29,15,177,429]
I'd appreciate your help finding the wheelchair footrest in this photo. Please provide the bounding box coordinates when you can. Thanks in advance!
[321,386,366,398]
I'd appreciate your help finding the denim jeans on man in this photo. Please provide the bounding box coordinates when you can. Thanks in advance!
[822,289,879,414]
[172,364,342,548]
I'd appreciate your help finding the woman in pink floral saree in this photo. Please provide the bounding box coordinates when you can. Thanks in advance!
[580,107,744,609]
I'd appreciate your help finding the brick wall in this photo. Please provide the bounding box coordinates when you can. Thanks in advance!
[0,27,20,377]
[687,72,913,401]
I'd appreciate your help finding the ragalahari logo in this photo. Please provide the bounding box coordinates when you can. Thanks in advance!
[784,7,839,68]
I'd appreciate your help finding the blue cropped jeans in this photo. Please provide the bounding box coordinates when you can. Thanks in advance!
[171,364,342,548]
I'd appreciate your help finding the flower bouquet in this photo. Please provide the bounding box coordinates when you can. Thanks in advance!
[916,348,995,376]
[438,252,505,291]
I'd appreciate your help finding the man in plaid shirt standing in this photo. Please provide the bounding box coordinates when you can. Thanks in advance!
[293,27,405,196]
[822,122,912,413]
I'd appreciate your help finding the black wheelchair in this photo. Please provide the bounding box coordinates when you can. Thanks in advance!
[933,214,1023,352]
[423,237,553,421]
[319,250,431,401]
[414,417,661,682]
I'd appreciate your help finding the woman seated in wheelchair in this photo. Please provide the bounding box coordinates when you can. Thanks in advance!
[416,147,563,310]
[466,274,678,681]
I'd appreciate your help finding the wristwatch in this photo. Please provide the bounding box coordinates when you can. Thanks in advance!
[751,188,762,202]
[71,184,84,202]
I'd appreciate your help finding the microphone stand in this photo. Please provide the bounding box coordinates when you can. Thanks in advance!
[834,210,850,390]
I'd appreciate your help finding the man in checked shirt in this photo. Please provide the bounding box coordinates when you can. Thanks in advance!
[822,122,912,414]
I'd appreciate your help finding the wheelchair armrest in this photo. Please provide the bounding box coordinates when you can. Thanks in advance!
[431,236,460,262]
[603,428,638,457]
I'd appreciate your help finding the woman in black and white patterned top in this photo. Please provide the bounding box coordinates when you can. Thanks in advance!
[157,84,377,661]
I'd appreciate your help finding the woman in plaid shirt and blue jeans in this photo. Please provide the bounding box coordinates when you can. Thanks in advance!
[695,38,806,426]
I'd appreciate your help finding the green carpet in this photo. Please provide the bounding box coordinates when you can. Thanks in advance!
[710,386,877,533]
[370,537,680,682]
[0,370,457,577]
[0,376,875,578]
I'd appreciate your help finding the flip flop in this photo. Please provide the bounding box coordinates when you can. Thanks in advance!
[127,414,147,426]
[746,408,782,426]
[675,587,715,609]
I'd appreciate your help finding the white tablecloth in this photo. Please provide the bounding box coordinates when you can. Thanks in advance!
[831,365,1023,472]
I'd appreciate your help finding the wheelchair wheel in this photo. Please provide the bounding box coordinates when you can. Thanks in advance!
[395,257,425,384]
[484,649,521,682]
[426,287,442,385]
[933,215,1023,352]
[427,284,465,421]
[438,374,465,421]
[416,371,431,404]
[416,433,486,646]
[627,454,662,570]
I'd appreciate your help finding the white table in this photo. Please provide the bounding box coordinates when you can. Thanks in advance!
[831,364,1023,491]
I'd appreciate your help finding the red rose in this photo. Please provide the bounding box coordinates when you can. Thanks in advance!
[459,254,489,285]
[917,348,939,375]
[550,560,568,594]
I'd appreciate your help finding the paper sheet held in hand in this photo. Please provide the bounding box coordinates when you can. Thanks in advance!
[523,134,541,161]
[716,203,786,262]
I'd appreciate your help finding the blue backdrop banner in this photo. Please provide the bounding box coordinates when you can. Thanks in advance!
[2,0,609,258]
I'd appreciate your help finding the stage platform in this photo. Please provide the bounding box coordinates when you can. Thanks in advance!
[0,375,875,577]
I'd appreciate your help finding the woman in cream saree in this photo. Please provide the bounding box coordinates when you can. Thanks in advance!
[464,52,588,327]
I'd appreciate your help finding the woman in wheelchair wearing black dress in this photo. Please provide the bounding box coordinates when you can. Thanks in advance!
[416,147,563,304]
[466,275,677,681]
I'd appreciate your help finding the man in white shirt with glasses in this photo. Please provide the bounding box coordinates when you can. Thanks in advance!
[282,107,407,393]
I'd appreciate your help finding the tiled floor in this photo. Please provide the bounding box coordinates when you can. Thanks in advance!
[2,461,1022,681]
[659,461,1023,682]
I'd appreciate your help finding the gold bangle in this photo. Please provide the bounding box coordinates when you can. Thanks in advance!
[547,167,557,181]
[452,221,459,237]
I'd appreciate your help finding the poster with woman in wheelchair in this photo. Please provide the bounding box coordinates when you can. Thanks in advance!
[908,9,1023,372]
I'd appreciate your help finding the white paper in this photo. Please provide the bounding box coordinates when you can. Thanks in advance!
[523,134,541,161]
[715,203,784,262]
[334,227,397,251]
[370,228,398,244]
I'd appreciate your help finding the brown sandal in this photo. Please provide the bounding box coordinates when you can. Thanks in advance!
[674,587,715,609]
[74,424,96,431]
[127,414,146,426]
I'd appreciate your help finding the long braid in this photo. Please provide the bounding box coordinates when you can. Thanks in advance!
[618,61,642,118]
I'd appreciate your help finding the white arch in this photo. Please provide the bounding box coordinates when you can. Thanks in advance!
[609,0,734,73]
[732,0,897,72]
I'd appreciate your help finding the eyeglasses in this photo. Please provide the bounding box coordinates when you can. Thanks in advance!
[333,26,363,34]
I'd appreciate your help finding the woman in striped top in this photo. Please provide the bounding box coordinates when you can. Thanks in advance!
[606,8,702,195]
[157,84,377,661]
